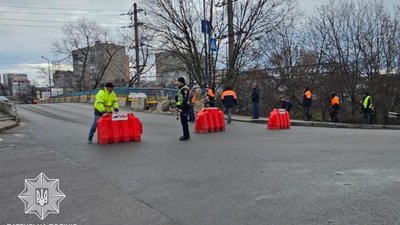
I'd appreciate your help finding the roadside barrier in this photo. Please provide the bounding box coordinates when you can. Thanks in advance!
[195,107,225,133]
[267,108,290,130]
[97,113,142,144]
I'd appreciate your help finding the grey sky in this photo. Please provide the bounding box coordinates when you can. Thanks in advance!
[0,0,398,85]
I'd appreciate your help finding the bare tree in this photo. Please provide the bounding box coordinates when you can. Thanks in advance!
[144,0,295,89]
[89,44,127,89]
[51,17,104,90]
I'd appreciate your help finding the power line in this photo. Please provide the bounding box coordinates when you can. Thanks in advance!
[0,24,61,28]
[0,18,67,23]
[0,23,125,28]
[2,5,125,12]
[0,18,128,24]
[0,11,119,16]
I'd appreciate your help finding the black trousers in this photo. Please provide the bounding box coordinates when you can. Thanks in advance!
[363,109,372,124]
[180,110,190,138]
[330,111,338,123]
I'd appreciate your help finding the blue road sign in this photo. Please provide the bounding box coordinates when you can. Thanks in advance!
[209,38,217,52]
[201,20,212,34]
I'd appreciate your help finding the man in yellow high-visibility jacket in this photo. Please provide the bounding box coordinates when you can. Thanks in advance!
[176,77,190,141]
[362,92,373,124]
[88,82,119,142]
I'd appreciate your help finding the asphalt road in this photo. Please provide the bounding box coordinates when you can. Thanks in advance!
[1,103,400,225]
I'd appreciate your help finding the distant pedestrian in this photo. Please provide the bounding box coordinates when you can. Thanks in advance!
[221,85,237,124]
[251,83,259,119]
[176,77,190,141]
[303,87,312,120]
[206,86,216,107]
[188,85,196,122]
[362,92,373,124]
[280,96,293,112]
[88,82,119,143]
[330,93,340,123]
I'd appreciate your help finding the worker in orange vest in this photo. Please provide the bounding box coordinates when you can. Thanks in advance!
[303,87,312,120]
[330,92,340,123]
[221,85,237,123]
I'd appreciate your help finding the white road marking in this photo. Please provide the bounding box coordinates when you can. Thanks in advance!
[14,134,27,138]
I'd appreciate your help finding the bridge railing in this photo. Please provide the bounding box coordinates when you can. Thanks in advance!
[41,87,178,109]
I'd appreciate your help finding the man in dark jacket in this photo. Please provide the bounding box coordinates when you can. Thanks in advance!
[251,83,260,119]
[330,93,340,123]
[280,96,293,112]
[221,85,238,123]
[176,77,190,141]
[303,87,312,120]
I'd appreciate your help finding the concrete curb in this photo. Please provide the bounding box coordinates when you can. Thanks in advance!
[231,117,400,130]
[53,103,400,130]
[0,120,19,133]
[124,107,400,130]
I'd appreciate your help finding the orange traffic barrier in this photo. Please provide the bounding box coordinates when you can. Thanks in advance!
[267,108,291,130]
[195,107,225,133]
[97,113,142,144]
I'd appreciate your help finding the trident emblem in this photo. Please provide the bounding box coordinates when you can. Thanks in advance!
[19,173,65,220]
[36,188,48,206]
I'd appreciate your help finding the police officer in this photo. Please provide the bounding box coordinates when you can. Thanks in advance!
[88,82,119,143]
[176,77,190,141]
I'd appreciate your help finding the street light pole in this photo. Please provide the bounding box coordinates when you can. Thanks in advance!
[41,56,52,97]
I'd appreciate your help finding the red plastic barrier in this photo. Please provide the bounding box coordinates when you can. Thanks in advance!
[195,111,209,133]
[97,113,142,144]
[195,107,225,133]
[267,108,291,130]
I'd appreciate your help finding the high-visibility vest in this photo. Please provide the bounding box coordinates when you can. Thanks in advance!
[221,90,237,100]
[363,96,372,109]
[305,90,312,99]
[176,85,189,107]
[94,88,119,113]
[331,96,339,105]
[207,88,215,98]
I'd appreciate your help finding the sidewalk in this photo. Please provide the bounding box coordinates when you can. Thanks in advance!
[0,120,19,132]
[230,114,400,130]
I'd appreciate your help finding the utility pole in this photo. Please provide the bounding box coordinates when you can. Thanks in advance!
[215,0,236,84]
[122,3,144,87]
[133,3,141,85]
[227,0,234,82]
[203,0,209,88]
[209,0,214,87]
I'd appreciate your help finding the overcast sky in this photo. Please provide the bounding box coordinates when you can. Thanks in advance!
[0,0,398,85]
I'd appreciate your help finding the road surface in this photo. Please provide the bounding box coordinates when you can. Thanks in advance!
[1,103,399,225]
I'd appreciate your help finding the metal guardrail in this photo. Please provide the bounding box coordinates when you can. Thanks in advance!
[388,112,400,119]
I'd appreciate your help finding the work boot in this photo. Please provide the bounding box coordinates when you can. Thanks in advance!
[179,136,190,141]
